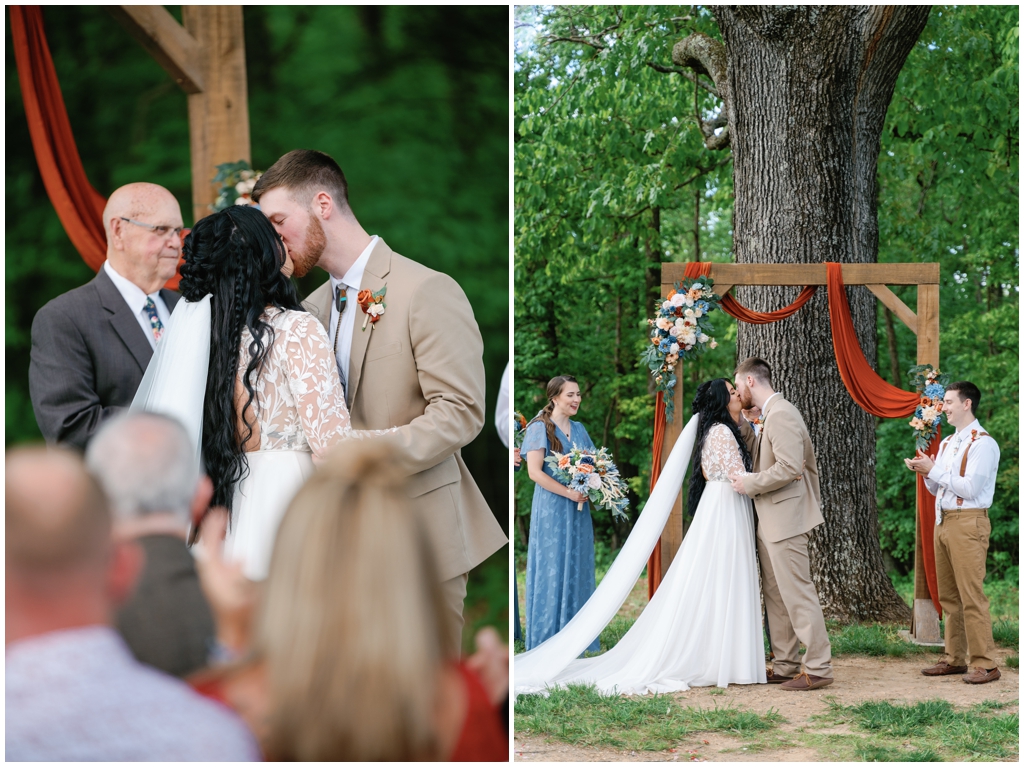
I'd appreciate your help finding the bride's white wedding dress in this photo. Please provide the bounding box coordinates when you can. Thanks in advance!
[132,297,385,580]
[514,415,766,696]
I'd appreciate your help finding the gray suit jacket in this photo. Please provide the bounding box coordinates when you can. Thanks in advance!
[29,268,180,450]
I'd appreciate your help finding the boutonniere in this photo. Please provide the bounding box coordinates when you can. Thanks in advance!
[357,285,387,331]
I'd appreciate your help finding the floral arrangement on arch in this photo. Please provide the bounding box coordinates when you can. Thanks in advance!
[544,445,630,520]
[908,364,949,451]
[212,160,263,212]
[512,411,528,449]
[639,276,721,422]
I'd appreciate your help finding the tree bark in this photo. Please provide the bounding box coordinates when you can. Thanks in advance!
[709,6,930,623]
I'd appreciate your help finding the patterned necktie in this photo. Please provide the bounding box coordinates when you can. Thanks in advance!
[333,284,349,396]
[143,297,164,343]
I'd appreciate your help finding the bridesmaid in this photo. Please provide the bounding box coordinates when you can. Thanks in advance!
[521,375,601,653]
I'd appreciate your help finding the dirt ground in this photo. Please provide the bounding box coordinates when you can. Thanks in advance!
[513,648,1019,762]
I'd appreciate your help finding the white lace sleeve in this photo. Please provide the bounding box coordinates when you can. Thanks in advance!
[702,423,749,482]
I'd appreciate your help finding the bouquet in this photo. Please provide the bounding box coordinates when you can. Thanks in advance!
[212,160,263,212]
[512,411,528,449]
[908,364,949,452]
[639,276,721,422]
[544,445,630,521]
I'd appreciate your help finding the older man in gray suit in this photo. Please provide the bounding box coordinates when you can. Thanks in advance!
[29,183,183,450]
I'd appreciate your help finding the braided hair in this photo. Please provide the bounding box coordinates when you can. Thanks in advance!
[179,205,303,514]
[686,378,752,518]
[525,375,578,454]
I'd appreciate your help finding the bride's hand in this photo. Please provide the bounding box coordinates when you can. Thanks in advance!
[741,406,761,422]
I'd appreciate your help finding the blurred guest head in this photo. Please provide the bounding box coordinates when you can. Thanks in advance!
[6,447,141,645]
[256,439,452,761]
[86,412,211,536]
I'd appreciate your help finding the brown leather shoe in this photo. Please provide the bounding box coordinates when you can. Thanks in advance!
[780,672,833,691]
[921,661,969,676]
[962,667,1001,684]
[766,668,795,684]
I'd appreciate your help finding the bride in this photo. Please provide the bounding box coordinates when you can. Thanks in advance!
[514,378,766,695]
[132,205,389,580]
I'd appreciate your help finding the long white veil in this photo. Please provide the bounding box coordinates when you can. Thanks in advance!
[129,295,212,466]
[514,413,700,695]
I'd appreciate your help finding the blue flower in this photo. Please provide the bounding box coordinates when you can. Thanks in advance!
[915,406,923,418]
[579,454,595,466]
[696,300,710,313]
[924,383,944,398]
[569,475,590,493]
[658,339,674,353]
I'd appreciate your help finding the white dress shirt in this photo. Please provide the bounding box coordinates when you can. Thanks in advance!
[746,391,781,436]
[103,261,171,351]
[924,418,1000,524]
[6,625,259,761]
[327,235,379,385]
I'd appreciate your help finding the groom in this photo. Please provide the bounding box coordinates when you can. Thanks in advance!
[252,150,508,654]
[728,357,834,691]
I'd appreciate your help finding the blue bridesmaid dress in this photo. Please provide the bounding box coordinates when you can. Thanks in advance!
[522,419,601,653]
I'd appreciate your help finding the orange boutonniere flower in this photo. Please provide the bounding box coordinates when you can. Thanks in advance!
[357,285,387,331]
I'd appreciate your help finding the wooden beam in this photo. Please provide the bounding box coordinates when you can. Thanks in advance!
[916,284,940,369]
[662,262,940,287]
[109,6,205,94]
[866,284,918,335]
[182,6,250,223]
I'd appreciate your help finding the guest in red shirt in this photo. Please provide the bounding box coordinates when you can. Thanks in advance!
[190,439,507,761]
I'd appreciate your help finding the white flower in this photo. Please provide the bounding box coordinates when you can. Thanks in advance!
[683,308,695,318]
[693,307,703,318]
[710,340,718,349]
[662,300,673,312]
[233,196,251,205]
[698,333,709,343]
[668,326,679,337]
[588,474,603,489]
[656,317,673,331]
[670,293,685,307]
[368,303,385,317]
[235,178,256,195]
[683,295,694,307]
[670,343,679,354]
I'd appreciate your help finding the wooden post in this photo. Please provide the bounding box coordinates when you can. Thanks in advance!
[910,282,942,643]
[661,356,686,572]
[182,6,250,223]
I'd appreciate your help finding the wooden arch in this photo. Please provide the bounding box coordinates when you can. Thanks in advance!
[109,6,250,223]
[659,261,941,643]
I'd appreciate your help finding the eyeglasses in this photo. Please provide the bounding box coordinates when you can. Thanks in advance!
[120,217,184,239]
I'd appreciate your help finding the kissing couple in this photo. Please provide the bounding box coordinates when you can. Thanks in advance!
[133,149,507,655]
[515,357,834,694]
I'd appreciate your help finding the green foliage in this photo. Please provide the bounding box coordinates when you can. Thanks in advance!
[874,4,1019,576]
[515,5,1018,579]
[826,622,931,658]
[6,6,509,522]
[514,684,783,751]
[853,744,941,762]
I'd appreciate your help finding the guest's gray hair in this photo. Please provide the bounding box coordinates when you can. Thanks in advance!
[85,412,198,523]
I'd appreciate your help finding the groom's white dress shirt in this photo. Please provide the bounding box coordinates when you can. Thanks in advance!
[327,235,379,386]
[924,417,999,524]
[103,261,171,350]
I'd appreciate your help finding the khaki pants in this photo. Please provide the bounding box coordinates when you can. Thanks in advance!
[934,509,996,668]
[439,572,469,659]
[756,526,833,678]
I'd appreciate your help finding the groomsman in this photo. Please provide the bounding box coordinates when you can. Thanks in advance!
[29,183,182,449]
[252,151,507,655]
[906,381,1001,684]
[729,357,834,691]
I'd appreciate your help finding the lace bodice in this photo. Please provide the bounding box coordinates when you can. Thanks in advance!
[701,423,749,482]
[236,309,372,457]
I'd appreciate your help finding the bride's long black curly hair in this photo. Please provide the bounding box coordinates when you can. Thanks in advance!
[686,378,752,518]
[179,205,303,513]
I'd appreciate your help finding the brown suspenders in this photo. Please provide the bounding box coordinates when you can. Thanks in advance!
[938,429,990,508]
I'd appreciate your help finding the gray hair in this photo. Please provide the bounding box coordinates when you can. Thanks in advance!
[85,412,199,523]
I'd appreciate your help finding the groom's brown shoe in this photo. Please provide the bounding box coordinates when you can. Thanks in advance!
[766,668,795,684]
[962,667,1000,684]
[780,672,833,691]
[921,661,968,676]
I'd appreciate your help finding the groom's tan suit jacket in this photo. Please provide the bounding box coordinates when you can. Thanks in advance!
[738,395,823,543]
[304,238,507,581]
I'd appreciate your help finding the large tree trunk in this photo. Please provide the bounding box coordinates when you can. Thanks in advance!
[708,6,930,622]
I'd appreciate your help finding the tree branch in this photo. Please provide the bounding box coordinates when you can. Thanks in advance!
[672,32,731,150]
[645,61,719,97]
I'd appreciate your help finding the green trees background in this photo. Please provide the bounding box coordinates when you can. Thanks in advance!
[6,7,509,643]
[514,6,1017,580]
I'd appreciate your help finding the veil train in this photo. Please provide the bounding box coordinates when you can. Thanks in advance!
[514,414,700,695]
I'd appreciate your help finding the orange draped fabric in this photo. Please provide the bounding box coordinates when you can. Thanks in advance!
[916,428,942,618]
[11,6,107,271]
[646,391,667,599]
[686,262,818,324]
[825,262,920,417]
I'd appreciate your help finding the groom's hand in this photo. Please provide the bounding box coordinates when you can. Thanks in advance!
[729,472,748,495]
